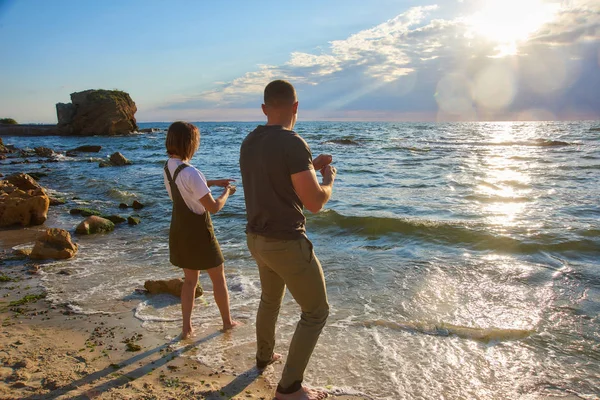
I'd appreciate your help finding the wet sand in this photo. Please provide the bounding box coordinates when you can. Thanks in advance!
[0,229,366,399]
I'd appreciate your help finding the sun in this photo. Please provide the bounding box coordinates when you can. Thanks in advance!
[466,0,560,55]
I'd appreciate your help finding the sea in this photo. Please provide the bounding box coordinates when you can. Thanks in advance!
[1,121,599,399]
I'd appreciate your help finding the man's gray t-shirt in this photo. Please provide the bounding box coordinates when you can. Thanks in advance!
[240,124,313,240]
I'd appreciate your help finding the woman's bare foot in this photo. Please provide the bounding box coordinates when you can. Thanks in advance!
[257,352,282,369]
[276,386,328,400]
[222,320,243,331]
[181,327,195,340]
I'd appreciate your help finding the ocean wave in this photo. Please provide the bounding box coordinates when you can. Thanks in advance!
[106,188,138,201]
[308,210,600,253]
[361,319,533,343]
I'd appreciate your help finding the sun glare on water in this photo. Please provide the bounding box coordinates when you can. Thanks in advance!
[466,0,560,55]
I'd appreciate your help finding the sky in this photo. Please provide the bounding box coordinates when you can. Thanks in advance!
[0,0,598,123]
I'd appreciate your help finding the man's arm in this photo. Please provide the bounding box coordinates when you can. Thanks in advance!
[291,165,336,213]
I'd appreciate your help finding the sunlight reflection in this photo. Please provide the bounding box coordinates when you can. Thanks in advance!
[471,122,534,229]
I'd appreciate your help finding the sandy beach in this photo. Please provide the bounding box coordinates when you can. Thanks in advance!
[0,228,364,400]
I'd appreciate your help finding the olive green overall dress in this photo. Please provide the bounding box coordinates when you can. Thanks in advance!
[164,162,224,270]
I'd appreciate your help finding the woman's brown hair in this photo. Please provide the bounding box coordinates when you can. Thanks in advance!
[165,121,199,160]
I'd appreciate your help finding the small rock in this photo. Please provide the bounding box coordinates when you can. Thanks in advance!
[49,197,66,206]
[99,152,132,168]
[104,215,126,224]
[68,145,102,153]
[76,216,115,235]
[127,216,141,225]
[144,278,203,298]
[12,248,32,259]
[131,200,144,210]
[34,147,54,157]
[70,207,102,217]
[28,264,41,274]
[26,172,49,181]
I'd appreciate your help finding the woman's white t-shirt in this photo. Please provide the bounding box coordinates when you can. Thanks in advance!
[163,158,211,215]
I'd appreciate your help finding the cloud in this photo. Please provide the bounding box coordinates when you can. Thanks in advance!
[155,1,600,121]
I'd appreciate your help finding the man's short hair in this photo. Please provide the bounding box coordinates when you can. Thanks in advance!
[264,80,297,107]
[165,121,199,160]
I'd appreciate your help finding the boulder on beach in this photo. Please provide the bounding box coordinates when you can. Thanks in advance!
[67,145,102,153]
[99,152,132,167]
[0,179,49,227]
[30,228,78,260]
[57,89,138,136]
[5,173,42,191]
[144,278,203,298]
[75,215,115,234]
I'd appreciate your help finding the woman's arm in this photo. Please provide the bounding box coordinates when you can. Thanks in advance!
[199,185,236,214]
[207,179,235,188]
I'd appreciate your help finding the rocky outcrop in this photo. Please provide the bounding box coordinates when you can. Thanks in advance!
[34,147,55,157]
[57,89,138,136]
[0,138,10,153]
[144,278,203,298]
[0,178,50,227]
[75,216,115,234]
[99,152,132,167]
[30,228,78,260]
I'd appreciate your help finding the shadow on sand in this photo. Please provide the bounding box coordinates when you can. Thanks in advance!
[20,330,252,400]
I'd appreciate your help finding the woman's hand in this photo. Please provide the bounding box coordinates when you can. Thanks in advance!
[209,179,235,187]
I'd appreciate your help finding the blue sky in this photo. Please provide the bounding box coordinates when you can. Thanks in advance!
[0,0,598,122]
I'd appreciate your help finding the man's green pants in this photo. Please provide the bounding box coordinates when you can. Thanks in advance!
[247,233,329,394]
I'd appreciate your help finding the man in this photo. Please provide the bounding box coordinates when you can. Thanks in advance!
[240,80,336,400]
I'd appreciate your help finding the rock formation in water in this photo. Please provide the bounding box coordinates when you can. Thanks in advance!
[99,152,132,167]
[30,228,78,260]
[75,216,115,234]
[144,278,203,298]
[0,174,50,227]
[57,89,138,135]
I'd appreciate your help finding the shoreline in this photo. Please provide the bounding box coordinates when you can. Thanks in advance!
[0,214,365,400]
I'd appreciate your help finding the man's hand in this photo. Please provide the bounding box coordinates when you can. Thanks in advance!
[320,164,337,184]
[210,179,235,187]
[312,154,332,172]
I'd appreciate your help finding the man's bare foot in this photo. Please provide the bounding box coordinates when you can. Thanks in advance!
[276,386,328,400]
[257,352,282,369]
[181,327,194,340]
[222,320,243,331]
